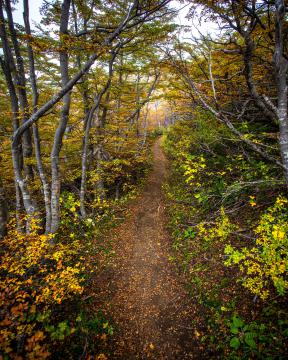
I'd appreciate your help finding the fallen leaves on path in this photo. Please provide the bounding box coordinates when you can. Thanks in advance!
[90,139,202,359]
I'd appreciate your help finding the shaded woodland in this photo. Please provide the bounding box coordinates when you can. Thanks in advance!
[0,0,288,358]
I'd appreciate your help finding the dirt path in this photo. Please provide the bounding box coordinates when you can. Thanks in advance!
[93,139,200,359]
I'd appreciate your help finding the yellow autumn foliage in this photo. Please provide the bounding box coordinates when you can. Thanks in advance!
[225,196,288,300]
[0,218,85,357]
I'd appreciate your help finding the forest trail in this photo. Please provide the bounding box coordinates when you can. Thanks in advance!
[92,138,200,359]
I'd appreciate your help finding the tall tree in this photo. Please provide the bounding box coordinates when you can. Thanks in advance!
[23,0,52,233]
[50,0,72,233]
[274,0,288,182]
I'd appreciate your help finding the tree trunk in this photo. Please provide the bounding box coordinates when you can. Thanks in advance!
[274,0,288,183]
[50,0,71,233]
[23,0,52,233]
[80,104,99,218]
[141,105,149,147]
[242,33,277,124]
[135,73,141,137]
[100,89,111,128]
[0,1,34,231]
[0,177,7,238]
[94,143,106,201]
[12,147,36,231]
[80,50,118,217]
[14,180,22,233]
[33,125,52,232]
[72,0,90,130]
[5,0,34,179]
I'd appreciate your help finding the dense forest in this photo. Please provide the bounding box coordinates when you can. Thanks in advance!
[0,0,288,359]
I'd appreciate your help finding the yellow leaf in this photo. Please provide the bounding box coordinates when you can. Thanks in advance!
[96,354,107,360]
[149,343,155,350]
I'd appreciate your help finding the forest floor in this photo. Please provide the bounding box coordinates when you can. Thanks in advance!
[90,138,201,359]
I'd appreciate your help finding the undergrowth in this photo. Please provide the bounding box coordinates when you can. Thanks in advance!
[163,111,288,359]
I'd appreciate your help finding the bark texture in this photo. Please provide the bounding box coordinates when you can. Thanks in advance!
[0,177,7,238]
[274,0,288,183]
[23,0,52,233]
[50,0,72,233]
[5,0,34,178]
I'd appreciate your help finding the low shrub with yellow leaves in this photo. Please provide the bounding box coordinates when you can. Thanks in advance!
[0,218,85,358]
[196,207,237,244]
[224,196,288,300]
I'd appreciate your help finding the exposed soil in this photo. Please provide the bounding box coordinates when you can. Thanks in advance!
[92,139,201,359]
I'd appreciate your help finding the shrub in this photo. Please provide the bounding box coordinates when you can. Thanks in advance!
[0,218,85,358]
[225,196,288,300]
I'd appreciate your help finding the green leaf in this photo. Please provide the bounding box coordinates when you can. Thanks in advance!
[244,332,257,348]
[230,325,239,334]
[103,321,109,329]
[232,315,244,328]
[230,337,240,349]
[59,321,68,330]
